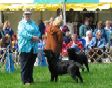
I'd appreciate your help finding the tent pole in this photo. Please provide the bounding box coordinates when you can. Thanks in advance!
[40,11,43,20]
[62,2,66,25]
[0,11,2,23]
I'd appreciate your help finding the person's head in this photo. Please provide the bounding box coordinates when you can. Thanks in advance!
[71,34,78,41]
[49,17,54,25]
[84,19,89,26]
[44,20,50,26]
[53,16,62,26]
[105,20,111,28]
[96,30,102,40]
[3,21,11,29]
[23,10,32,21]
[86,31,92,39]
[97,21,103,29]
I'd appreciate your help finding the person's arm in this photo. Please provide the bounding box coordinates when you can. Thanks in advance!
[93,29,97,37]
[10,28,14,37]
[18,22,33,40]
[32,22,41,42]
[57,30,63,52]
[47,26,58,35]
[99,39,106,48]
[34,23,41,37]
[79,25,84,38]
[104,30,108,43]
[102,29,106,39]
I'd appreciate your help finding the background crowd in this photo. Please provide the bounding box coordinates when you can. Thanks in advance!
[0,16,112,64]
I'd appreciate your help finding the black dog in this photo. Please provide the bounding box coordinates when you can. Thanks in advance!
[44,49,83,83]
[67,48,89,72]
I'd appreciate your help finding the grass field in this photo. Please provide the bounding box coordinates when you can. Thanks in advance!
[0,63,112,88]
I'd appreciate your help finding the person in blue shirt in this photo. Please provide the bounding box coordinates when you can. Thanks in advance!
[3,21,14,37]
[0,21,13,48]
[104,20,112,45]
[18,10,40,85]
[84,30,93,49]
[79,19,92,38]
[88,30,106,49]
[93,21,105,38]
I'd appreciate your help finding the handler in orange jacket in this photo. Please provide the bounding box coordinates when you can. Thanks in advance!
[45,16,63,60]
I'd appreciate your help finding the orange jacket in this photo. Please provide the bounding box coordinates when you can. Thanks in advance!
[45,25,63,53]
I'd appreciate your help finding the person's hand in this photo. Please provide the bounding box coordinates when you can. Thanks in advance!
[32,36,39,42]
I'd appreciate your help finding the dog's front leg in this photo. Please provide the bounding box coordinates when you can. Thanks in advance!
[50,73,55,82]
[55,75,58,82]
[71,73,78,83]
[85,63,89,72]
[82,65,85,72]
[76,70,83,83]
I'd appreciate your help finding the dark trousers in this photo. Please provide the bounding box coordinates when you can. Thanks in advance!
[20,50,37,84]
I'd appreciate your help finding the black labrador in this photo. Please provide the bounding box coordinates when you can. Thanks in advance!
[67,48,89,72]
[44,49,83,83]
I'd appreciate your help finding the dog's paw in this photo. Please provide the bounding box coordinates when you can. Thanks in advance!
[80,80,83,83]
[76,78,78,83]
[55,80,58,82]
[50,79,54,82]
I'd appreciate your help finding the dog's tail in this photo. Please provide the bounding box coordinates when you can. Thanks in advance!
[74,62,84,69]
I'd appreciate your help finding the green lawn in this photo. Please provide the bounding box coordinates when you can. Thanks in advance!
[0,63,112,88]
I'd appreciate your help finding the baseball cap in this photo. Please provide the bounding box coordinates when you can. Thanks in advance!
[23,10,32,15]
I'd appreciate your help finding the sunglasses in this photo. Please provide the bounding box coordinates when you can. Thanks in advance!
[24,13,32,15]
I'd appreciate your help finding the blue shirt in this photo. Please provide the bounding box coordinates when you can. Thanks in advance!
[104,28,112,44]
[79,24,92,38]
[3,28,14,37]
[88,37,106,49]
[93,29,105,38]
[18,19,40,54]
